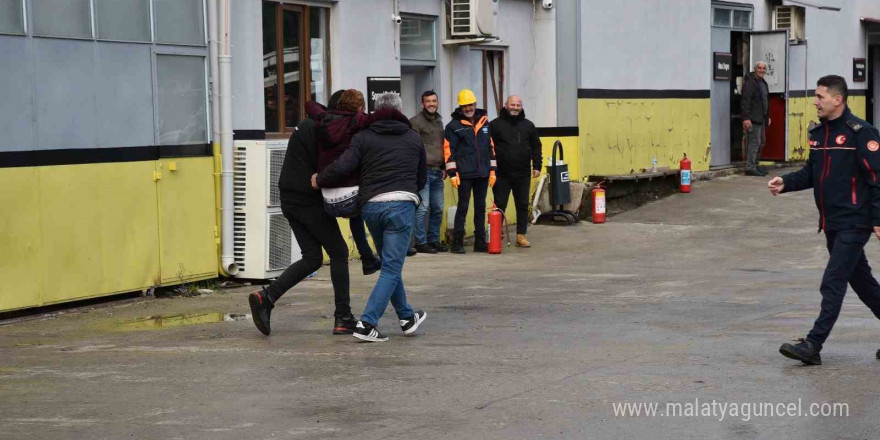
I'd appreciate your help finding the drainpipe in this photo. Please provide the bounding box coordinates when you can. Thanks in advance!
[207,0,227,276]
[218,0,239,276]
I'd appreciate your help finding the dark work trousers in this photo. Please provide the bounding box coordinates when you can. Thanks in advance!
[264,204,351,319]
[454,177,489,235]
[492,174,532,235]
[806,229,880,350]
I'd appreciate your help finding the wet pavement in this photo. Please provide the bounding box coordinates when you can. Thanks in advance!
[2,168,880,439]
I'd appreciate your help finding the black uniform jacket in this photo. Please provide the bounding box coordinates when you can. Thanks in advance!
[489,108,542,178]
[782,107,880,232]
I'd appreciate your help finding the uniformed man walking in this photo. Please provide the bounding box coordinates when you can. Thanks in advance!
[769,75,880,365]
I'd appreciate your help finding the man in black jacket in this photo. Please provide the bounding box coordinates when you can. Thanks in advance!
[490,95,542,247]
[742,61,771,176]
[247,90,357,337]
[769,75,880,365]
[315,93,427,342]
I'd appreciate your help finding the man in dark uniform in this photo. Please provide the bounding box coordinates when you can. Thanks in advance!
[769,75,880,365]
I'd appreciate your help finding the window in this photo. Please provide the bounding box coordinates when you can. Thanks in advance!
[401,16,436,62]
[155,0,205,46]
[157,54,208,144]
[32,0,92,39]
[712,4,752,30]
[262,1,330,134]
[96,0,151,42]
[0,0,24,35]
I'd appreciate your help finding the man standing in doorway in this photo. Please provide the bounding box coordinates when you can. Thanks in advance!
[490,95,542,248]
[742,61,771,176]
[315,92,428,342]
[769,75,880,365]
[410,90,448,254]
[444,89,497,254]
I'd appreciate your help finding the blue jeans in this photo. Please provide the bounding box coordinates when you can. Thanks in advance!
[414,169,445,244]
[360,201,416,326]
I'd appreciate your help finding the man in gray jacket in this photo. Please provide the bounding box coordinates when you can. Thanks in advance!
[409,90,448,253]
[741,61,771,176]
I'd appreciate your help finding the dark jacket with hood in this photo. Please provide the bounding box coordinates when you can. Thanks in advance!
[277,118,323,207]
[782,107,880,232]
[489,108,542,178]
[741,72,769,125]
[443,108,496,179]
[410,109,445,168]
[306,101,409,187]
[317,111,427,207]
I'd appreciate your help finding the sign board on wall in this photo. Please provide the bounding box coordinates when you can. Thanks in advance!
[366,77,401,113]
[854,58,867,83]
[714,52,732,80]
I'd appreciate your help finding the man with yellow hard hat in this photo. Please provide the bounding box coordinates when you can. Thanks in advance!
[443,89,497,254]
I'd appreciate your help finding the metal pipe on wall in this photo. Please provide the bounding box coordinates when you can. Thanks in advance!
[219,0,238,276]
[207,0,231,276]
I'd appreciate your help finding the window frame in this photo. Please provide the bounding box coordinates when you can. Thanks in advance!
[0,0,26,36]
[153,0,207,47]
[152,46,210,145]
[263,1,331,137]
[30,0,95,41]
[711,2,753,31]
[94,0,153,44]
[400,14,437,65]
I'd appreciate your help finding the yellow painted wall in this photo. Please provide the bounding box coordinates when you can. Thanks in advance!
[577,98,711,177]
[787,96,868,161]
[0,158,217,312]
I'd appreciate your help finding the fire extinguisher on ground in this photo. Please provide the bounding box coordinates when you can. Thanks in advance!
[680,153,692,193]
[488,204,509,254]
[591,183,606,224]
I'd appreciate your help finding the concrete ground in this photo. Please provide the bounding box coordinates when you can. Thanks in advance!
[2,168,880,440]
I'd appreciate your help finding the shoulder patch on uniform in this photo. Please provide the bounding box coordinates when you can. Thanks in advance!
[846,120,864,132]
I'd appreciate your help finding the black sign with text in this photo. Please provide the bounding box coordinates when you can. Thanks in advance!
[854,58,867,83]
[714,52,732,81]
[366,77,402,113]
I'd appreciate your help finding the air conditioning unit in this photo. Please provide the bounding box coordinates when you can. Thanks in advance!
[773,5,805,41]
[233,140,302,279]
[450,0,497,37]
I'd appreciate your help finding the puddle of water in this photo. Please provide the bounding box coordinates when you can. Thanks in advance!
[107,313,249,331]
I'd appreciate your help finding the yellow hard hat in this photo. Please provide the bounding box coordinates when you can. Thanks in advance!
[457,89,477,106]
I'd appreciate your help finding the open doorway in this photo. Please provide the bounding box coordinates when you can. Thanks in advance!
[731,31,789,163]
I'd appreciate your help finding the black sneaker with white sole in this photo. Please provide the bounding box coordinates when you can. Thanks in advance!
[353,321,388,342]
[400,310,426,335]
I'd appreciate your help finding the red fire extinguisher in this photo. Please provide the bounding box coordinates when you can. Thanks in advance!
[591,183,606,224]
[488,204,508,254]
[680,153,692,193]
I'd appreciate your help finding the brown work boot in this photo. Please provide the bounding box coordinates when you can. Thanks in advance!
[516,234,531,248]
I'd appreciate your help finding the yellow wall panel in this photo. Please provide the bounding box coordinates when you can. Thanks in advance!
[578,98,711,177]
[788,96,869,161]
[157,158,218,284]
[38,165,106,304]
[96,161,161,293]
[0,167,43,310]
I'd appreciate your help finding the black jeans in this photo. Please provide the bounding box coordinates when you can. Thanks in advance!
[493,174,531,235]
[807,229,880,350]
[264,205,351,318]
[454,177,489,235]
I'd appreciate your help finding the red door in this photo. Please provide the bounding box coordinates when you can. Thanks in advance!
[762,94,786,161]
